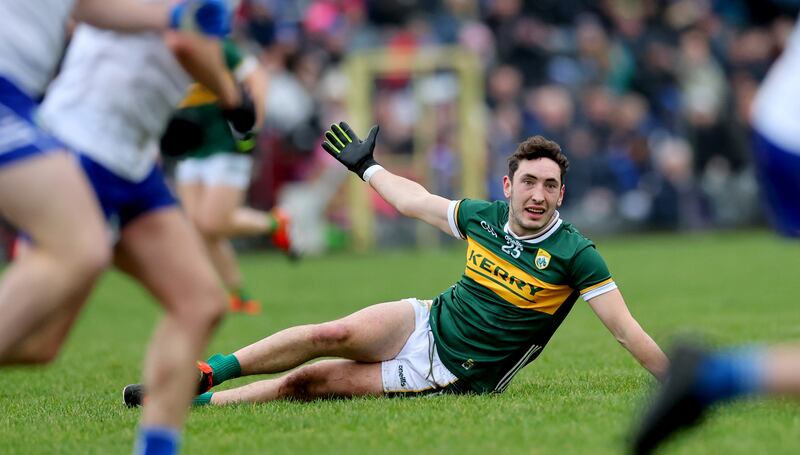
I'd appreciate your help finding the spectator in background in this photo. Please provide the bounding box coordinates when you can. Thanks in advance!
[223,0,799,247]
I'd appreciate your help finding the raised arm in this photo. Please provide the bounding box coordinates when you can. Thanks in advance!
[587,289,669,380]
[321,122,453,235]
[368,169,453,235]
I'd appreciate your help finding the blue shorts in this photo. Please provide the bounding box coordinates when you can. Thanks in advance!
[752,129,800,238]
[0,76,64,167]
[79,154,177,233]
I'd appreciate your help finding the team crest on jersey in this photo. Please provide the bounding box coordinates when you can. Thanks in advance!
[534,249,551,270]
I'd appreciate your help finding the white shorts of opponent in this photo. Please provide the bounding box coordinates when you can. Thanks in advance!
[381,298,459,395]
[175,153,253,189]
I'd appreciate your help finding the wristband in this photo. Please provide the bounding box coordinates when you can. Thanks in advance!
[362,164,385,183]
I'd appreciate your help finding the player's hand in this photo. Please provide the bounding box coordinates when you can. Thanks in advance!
[160,116,204,157]
[322,121,380,180]
[169,0,230,37]
[222,85,258,153]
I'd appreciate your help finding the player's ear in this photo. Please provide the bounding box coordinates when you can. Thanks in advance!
[503,175,512,198]
[557,184,565,207]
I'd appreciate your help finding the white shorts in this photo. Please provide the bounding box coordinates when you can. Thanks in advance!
[381,298,459,395]
[175,153,253,189]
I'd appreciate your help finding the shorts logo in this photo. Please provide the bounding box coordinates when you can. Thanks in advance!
[398,365,408,387]
[461,359,475,370]
[534,249,551,270]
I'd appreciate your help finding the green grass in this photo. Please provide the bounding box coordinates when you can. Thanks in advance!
[1,230,799,454]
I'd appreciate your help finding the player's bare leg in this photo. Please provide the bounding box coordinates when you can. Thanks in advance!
[0,152,110,364]
[209,359,383,404]
[761,344,800,395]
[234,300,416,375]
[179,181,281,313]
[179,182,250,309]
[114,207,225,428]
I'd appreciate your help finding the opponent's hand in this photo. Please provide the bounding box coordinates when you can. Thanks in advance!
[322,121,380,180]
[170,0,230,37]
[222,85,258,153]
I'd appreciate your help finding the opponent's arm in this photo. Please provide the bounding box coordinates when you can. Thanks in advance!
[587,289,669,380]
[74,0,229,36]
[163,31,240,109]
[322,122,453,234]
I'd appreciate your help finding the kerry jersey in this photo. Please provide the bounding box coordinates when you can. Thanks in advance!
[430,199,617,393]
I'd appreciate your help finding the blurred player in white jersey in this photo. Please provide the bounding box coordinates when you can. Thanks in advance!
[0,0,227,362]
[35,9,257,455]
[631,15,800,455]
[0,1,234,455]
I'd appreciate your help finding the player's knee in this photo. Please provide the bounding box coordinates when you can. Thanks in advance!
[171,285,226,331]
[77,240,112,277]
[280,366,321,400]
[10,342,62,365]
[309,322,352,349]
[193,214,227,239]
[30,345,61,364]
[46,231,111,279]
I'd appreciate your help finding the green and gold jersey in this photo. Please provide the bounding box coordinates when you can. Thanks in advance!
[171,39,257,158]
[430,199,617,394]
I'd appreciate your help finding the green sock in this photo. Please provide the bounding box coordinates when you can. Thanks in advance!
[267,212,279,234]
[193,392,213,406]
[207,353,241,385]
[230,286,252,302]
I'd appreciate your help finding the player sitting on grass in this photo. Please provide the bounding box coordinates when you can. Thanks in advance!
[125,124,668,406]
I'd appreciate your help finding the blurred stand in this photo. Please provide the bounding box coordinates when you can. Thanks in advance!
[7,0,798,261]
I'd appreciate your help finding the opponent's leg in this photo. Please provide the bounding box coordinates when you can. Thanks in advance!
[0,152,110,364]
[205,359,383,405]
[115,207,226,428]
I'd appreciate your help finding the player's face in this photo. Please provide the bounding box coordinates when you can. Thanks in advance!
[503,158,565,236]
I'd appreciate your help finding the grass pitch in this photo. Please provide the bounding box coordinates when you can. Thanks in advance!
[1,231,798,454]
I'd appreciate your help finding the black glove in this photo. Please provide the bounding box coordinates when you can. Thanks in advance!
[160,116,205,157]
[222,85,258,153]
[321,121,380,180]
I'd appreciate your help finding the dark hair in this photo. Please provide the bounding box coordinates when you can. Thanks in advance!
[507,135,570,184]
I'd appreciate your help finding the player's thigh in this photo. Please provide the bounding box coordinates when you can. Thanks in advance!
[0,152,108,255]
[114,207,224,315]
[197,184,246,231]
[175,181,204,221]
[330,299,416,361]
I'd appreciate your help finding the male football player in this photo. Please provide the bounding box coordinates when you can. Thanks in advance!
[0,0,227,362]
[165,38,292,315]
[125,124,667,407]
[32,3,246,453]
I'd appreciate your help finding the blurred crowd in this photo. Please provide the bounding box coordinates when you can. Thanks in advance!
[233,0,799,240]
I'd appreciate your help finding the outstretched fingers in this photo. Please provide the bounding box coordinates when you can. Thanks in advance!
[335,122,356,144]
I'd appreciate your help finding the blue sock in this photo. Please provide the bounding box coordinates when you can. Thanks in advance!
[133,426,180,455]
[694,347,764,405]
